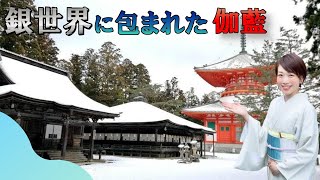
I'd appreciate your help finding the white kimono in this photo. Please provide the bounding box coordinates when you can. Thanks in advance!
[235,93,319,180]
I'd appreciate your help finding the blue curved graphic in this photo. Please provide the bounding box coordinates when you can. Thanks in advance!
[0,112,92,180]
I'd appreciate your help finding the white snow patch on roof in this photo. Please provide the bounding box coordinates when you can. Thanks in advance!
[0,55,119,115]
[196,53,256,70]
[183,102,228,113]
[99,101,214,133]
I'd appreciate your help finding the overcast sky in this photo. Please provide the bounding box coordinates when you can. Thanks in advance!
[34,0,308,97]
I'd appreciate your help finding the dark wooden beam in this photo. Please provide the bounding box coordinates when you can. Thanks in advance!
[80,125,84,147]
[203,134,206,158]
[61,119,69,158]
[88,120,97,161]
[200,138,203,157]
[137,127,140,142]
[155,128,158,144]
[212,133,215,157]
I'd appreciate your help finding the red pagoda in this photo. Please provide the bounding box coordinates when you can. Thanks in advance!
[182,35,267,145]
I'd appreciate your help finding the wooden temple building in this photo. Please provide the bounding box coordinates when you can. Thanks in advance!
[182,36,266,149]
[83,101,215,158]
[0,48,214,161]
[0,49,119,163]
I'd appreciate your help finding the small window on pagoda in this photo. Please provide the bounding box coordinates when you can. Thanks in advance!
[225,127,230,131]
[220,127,224,131]
[208,122,215,130]
[248,76,254,83]
[230,78,235,84]
[238,76,245,83]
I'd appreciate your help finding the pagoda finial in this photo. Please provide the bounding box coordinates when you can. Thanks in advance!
[240,33,247,54]
[240,17,247,54]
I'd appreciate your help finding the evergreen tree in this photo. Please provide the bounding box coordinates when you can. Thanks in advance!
[82,48,101,102]
[55,58,69,71]
[293,0,320,56]
[201,91,220,104]
[120,59,151,102]
[177,89,186,102]
[67,54,84,91]
[151,77,187,118]
[120,58,136,89]
[68,42,152,107]
[97,42,123,106]
[119,58,136,101]
[293,1,320,114]
[201,94,210,104]
[134,63,150,88]
[0,0,59,66]
[152,99,185,117]
[163,79,172,100]
[161,77,181,101]
[128,84,162,103]
[170,77,180,100]
[185,87,200,107]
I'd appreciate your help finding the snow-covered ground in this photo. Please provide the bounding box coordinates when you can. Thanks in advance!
[81,153,261,180]
[81,153,320,180]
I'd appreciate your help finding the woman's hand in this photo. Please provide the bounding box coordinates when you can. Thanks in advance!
[221,102,249,121]
[268,159,281,176]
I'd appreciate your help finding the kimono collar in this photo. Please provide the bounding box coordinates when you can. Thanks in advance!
[281,93,308,104]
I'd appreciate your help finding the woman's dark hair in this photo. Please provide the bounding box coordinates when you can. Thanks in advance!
[275,53,307,82]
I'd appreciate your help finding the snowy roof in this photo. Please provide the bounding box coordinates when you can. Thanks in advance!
[183,95,263,113]
[195,52,256,70]
[99,101,214,133]
[182,101,228,113]
[0,49,119,116]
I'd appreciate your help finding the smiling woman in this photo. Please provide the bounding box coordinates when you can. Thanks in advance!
[222,53,319,180]
[275,54,306,101]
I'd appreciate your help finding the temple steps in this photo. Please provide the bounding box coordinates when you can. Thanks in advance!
[47,150,88,163]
